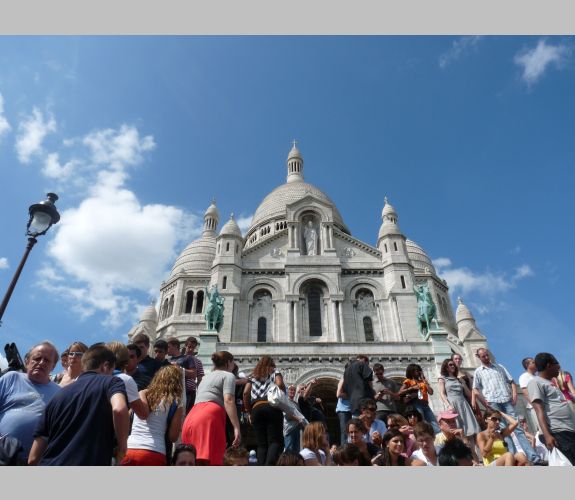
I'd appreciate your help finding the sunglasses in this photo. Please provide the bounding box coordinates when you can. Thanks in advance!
[68,351,84,358]
[490,417,501,422]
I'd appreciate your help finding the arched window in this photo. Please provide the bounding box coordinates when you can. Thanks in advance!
[393,242,398,251]
[167,295,175,317]
[363,316,374,342]
[308,287,323,337]
[257,317,267,342]
[184,290,194,314]
[222,276,227,290]
[235,244,238,254]
[195,290,204,313]
[226,242,230,252]
[161,298,169,320]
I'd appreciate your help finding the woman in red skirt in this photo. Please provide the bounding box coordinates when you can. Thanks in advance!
[182,351,240,465]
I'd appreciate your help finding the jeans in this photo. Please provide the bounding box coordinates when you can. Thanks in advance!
[284,426,301,453]
[252,404,284,465]
[337,411,352,445]
[413,400,441,434]
[489,401,541,463]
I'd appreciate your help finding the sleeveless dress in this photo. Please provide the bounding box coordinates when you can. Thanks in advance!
[439,376,481,436]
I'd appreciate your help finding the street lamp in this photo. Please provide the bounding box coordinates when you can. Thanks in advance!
[0,193,61,326]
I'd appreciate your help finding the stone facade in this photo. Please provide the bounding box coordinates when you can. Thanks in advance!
[128,143,489,415]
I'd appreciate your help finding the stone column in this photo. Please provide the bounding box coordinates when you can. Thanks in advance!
[300,300,306,340]
[391,297,404,341]
[294,224,299,251]
[328,225,334,249]
[272,303,276,342]
[375,301,385,342]
[338,300,346,342]
[331,300,340,342]
[323,298,330,338]
[293,299,300,342]
[287,301,293,342]
[248,301,253,342]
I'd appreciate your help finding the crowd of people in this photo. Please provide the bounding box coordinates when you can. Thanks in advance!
[1,331,574,467]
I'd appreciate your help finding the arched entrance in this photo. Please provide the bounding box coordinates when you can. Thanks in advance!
[305,377,340,446]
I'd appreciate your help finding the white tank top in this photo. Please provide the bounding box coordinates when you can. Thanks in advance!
[127,402,170,454]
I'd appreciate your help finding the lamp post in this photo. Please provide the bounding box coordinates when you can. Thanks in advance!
[0,193,61,326]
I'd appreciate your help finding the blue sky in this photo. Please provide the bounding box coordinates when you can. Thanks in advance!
[0,36,573,378]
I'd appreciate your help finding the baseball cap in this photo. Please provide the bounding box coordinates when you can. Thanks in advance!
[438,410,459,421]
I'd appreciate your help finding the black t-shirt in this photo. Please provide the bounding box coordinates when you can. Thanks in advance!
[133,355,163,391]
[343,361,375,414]
[34,371,127,465]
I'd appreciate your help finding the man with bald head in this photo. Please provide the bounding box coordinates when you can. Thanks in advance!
[0,342,61,462]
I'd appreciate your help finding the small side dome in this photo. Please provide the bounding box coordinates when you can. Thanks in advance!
[406,239,436,273]
[204,200,219,219]
[287,142,302,160]
[381,196,398,220]
[455,297,475,323]
[170,234,217,277]
[140,303,158,323]
[220,214,243,238]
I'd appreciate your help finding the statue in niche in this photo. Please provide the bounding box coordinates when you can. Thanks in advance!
[303,220,318,256]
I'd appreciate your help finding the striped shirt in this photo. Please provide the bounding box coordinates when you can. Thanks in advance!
[473,363,514,403]
[249,371,281,403]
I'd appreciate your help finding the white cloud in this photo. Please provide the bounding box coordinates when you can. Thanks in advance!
[15,107,57,163]
[42,152,78,180]
[83,124,155,171]
[433,258,534,296]
[514,39,570,87]
[37,125,202,328]
[236,214,253,235]
[0,93,11,139]
[431,257,452,269]
[513,264,534,280]
[439,36,482,69]
[0,257,8,270]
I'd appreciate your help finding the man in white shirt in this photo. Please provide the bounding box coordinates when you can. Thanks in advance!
[518,357,539,433]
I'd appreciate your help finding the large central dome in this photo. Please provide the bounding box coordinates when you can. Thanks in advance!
[247,143,349,236]
[249,180,348,231]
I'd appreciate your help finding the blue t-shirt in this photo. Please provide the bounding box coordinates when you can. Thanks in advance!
[0,372,60,459]
[34,371,127,465]
[367,419,387,443]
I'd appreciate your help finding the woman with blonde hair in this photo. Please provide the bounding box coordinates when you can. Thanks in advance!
[122,364,184,466]
[182,351,241,465]
[299,421,331,466]
[58,341,88,387]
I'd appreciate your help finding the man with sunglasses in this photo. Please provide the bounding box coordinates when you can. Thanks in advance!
[0,342,61,463]
[528,352,575,464]
[472,348,543,465]
[131,333,163,391]
[358,398,387,445]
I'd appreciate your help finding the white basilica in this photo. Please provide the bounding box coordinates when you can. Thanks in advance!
[128,143,490,423]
